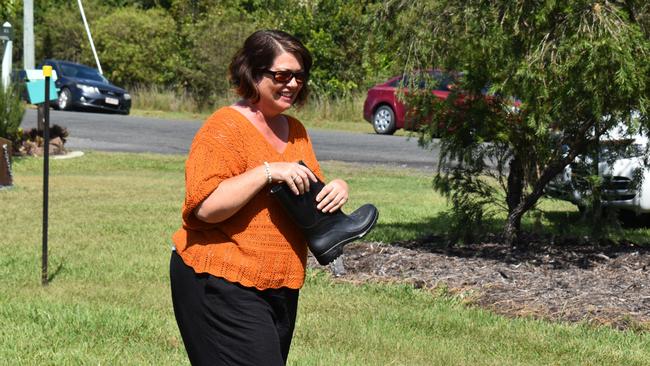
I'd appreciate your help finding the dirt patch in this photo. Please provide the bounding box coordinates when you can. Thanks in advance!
[308,235,650,330]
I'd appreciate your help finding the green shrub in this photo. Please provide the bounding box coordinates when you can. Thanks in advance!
[29,0,402,103]
[37,0,110,64]
[92,7,180,87]
[177,6,257,107]
[0,84,25,149]
[260,0,374,97]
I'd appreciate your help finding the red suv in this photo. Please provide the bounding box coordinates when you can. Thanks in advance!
[363,70,456,135]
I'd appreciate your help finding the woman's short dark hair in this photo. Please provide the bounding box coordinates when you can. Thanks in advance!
[229,30,312,106]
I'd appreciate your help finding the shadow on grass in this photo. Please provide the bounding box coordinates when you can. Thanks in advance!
[365,213,461,244]
[371,209,650,269]
[46,260,65,283]
[545,208,650,243]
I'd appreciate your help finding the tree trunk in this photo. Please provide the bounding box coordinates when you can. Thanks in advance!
[504,205,524,246]
[504,153,525,245]
[503,158,574,246]
[590,133,604,236]
[506,154,524,213]
[503,121,595,246]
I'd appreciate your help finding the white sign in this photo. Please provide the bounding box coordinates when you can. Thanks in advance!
[24,69,58,81]
[1,22,12,90]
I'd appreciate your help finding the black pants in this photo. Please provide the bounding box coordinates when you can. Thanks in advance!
[170,251,299,366]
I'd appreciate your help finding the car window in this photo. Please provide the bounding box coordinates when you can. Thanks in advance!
[59,64,79,78]
[388,78,401,87]
[78,69,104,82]
[60,63,107,83]
[429,71,456,91]
[395,71,455,91]
[600,140,647,159]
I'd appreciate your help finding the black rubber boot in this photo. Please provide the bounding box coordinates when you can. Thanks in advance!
[270,166,379,265]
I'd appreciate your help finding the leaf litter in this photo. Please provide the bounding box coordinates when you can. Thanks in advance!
[308,234,650,331]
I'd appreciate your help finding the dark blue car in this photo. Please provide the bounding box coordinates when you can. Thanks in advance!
[41,59,131,115]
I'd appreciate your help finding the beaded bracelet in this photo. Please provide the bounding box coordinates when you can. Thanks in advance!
[263,162,272,184]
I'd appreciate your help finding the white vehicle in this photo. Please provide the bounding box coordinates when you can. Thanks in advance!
[547,117,650,216]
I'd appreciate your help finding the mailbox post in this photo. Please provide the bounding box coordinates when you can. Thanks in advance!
[41,65,52,286]
[20,68,58,285]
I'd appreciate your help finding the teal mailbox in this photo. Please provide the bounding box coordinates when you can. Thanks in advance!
[24,69,58,104]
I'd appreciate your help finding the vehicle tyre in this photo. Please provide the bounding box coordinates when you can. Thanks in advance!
[577,204,587,215]
[57,87,72,110]
[617,210,641,227]
[372,105,396,135]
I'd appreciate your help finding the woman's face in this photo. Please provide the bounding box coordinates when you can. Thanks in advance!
[254,52,304,117]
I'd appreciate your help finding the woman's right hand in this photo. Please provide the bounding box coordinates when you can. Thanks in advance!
[268,162,317,195]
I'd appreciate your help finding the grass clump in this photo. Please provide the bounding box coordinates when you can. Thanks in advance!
[129,85,373,133]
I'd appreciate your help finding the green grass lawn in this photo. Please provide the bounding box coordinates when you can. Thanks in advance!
[1,152,649,365]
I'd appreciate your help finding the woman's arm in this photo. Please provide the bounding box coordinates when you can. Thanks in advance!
[194,162,318,223]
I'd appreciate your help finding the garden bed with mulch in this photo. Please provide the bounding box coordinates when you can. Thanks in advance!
[308,235,650,331]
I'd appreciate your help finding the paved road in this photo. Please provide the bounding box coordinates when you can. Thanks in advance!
[21,109,439,170]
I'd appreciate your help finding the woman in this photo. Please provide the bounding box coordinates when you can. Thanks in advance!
[169,30,349,365]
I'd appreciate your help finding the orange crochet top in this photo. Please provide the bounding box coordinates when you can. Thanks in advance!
[172,107,324,290]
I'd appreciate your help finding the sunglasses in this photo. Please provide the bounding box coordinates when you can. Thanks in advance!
[262,69,307,84]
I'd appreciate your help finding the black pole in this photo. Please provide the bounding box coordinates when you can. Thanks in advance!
[42,69,51,286]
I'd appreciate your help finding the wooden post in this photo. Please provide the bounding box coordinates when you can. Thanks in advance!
[37,103,45,131]
[0,137,12,187]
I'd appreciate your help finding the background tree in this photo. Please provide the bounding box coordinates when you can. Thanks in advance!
[17,0,397,101]
[37,1,110,63]
[177,4,256,106]
[248,0,387,96]
[392,0,649,245]
[92,6,180,87]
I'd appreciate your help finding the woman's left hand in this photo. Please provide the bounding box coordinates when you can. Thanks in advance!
[315,179,349,213]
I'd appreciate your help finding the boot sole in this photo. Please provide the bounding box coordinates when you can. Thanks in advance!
[315,208,379,266]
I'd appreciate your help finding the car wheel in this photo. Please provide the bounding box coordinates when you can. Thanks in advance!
[577,204,587,214]
[617,210,642,227]
[57,87,72,110]
[372,105,396,135]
